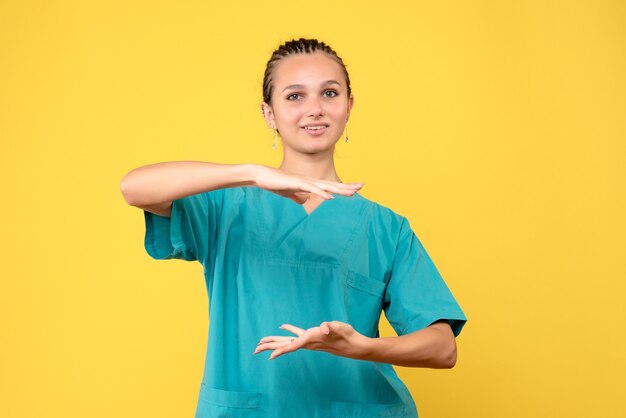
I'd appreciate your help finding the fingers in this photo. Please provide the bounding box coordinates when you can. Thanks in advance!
[305,180,365,198]
[315,180,364,188]
[253,323,304,355]
[319,180,365,191]
[299,184,352,200]
[253,337,295,355]
[268,332,311,360]
[297,178,365,200]
[254,335,302,358]
[260,167,364,201]
[279,323,306,335]
[253,322,347,360]
[254,323,308,359]
[256,335,296,346]
[299,182,335,200]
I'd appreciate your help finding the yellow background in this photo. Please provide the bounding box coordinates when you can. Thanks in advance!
[1,1,624,417]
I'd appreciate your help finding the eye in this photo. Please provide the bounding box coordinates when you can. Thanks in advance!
[286,93,301,101]
[323,90,338,98]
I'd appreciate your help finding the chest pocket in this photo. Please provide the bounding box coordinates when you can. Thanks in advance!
[343,270,387,337]
[196,383,262,418]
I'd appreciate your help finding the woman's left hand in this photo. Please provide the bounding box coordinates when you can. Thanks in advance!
[254,321,370,361]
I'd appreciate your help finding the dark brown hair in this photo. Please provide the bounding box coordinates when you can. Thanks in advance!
[262,38,352,105]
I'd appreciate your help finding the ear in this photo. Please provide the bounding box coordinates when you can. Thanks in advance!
[346,95,354,122]
[260,102,276,129]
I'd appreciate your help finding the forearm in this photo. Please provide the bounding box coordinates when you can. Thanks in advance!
[355,322,458,369]
[120,161,258,207]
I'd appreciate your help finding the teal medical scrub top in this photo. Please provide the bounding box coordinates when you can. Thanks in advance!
[143,186,467,418]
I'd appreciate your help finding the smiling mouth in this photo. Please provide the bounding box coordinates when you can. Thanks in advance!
[302,125,329,130]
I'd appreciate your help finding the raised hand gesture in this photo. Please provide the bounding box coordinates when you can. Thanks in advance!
[253,165,364,204]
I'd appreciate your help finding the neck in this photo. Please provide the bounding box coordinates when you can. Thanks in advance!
[278,147,341,182]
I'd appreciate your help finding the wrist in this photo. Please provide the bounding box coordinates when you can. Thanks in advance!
[353,334,378,362]
[241,164,261,186]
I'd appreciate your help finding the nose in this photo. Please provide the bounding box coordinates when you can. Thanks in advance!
[307,96,324,117]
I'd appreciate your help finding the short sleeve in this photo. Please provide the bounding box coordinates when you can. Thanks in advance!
[143,189,224,264]
[383,217,467,337]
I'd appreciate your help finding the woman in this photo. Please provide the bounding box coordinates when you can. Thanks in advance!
[120,38,467,418]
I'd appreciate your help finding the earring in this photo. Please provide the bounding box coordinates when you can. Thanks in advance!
[272,129,278,150]
[344,125,350,143]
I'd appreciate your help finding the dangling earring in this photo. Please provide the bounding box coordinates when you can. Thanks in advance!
[272,129,278,150]
[344,125,350,143]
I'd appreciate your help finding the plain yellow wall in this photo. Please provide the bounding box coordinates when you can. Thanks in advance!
[1,1,624,417]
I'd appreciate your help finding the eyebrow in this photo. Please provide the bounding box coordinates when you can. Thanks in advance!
[282,80,341,92]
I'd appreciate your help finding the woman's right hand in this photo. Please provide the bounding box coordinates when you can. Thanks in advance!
[252,165,364,204]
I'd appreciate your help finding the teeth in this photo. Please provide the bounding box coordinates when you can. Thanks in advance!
[304,126,327,130]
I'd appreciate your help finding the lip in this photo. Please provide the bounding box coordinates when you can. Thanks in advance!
[301,124,329,136]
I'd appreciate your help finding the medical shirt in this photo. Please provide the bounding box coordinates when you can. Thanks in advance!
[143,186,467,418]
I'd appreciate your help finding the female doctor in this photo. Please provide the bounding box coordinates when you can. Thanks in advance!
[121,38,467,418]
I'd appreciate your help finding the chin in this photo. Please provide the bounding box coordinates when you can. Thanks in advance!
[289,142,335,154]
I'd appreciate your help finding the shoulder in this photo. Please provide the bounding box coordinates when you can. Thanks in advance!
[352,191,410,243]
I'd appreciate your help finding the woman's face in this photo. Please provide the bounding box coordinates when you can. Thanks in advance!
[261,51,354,154]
